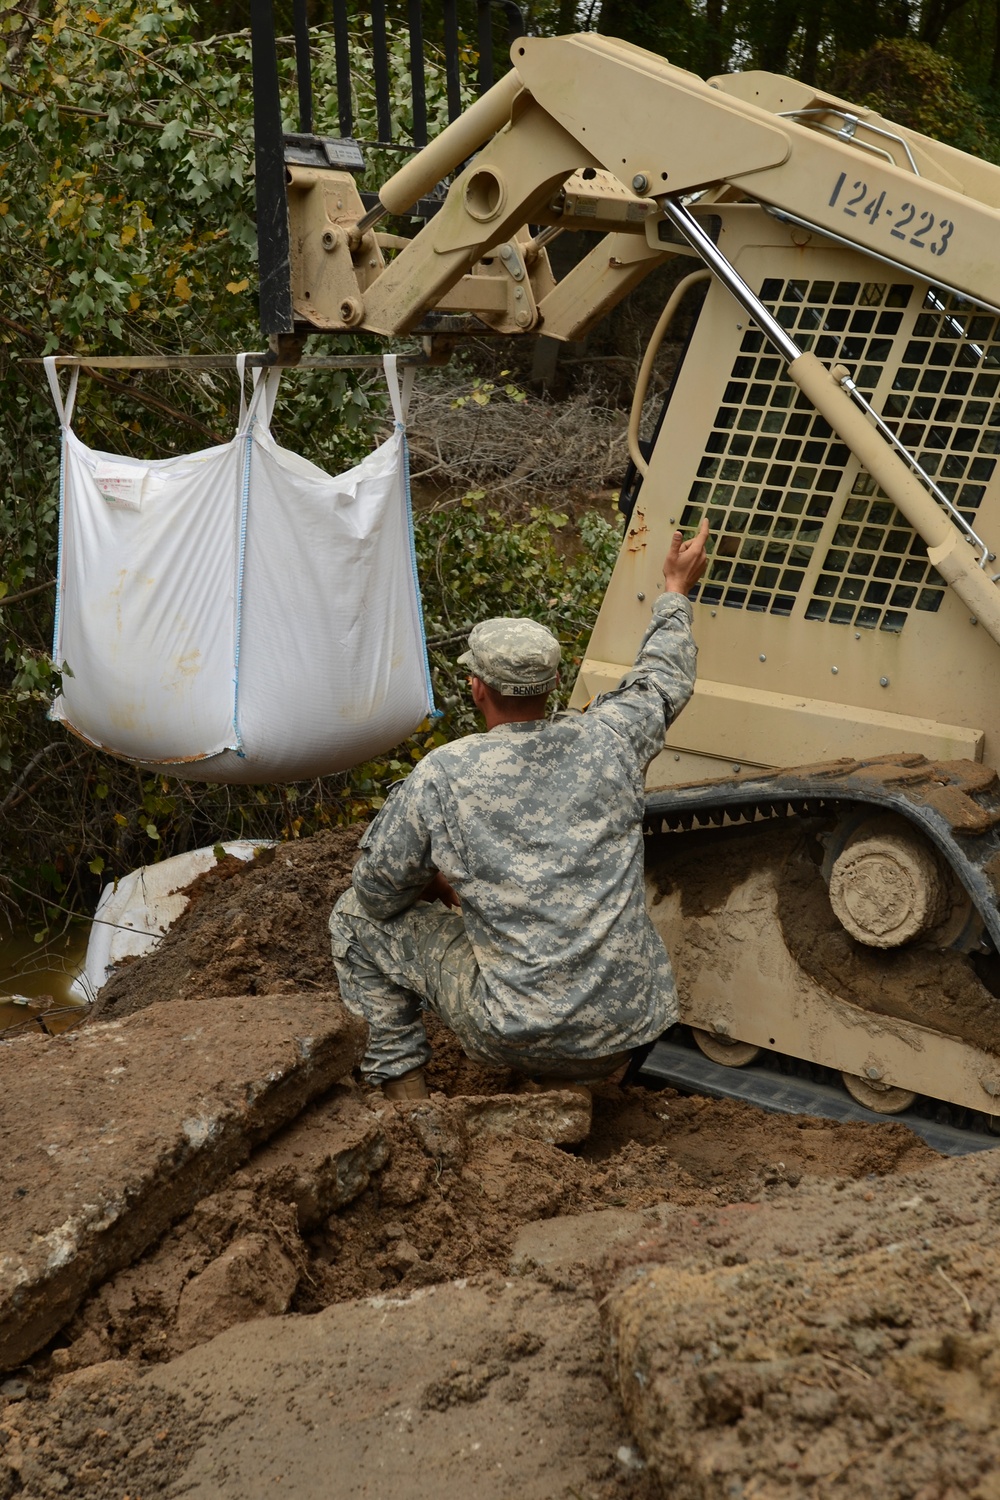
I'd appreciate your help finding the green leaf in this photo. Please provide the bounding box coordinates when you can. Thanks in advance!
[159,119,187,150]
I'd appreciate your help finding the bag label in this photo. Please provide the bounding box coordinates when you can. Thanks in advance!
[93,462,147,511]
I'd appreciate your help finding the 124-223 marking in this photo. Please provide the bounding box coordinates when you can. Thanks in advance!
[829,172,954,257]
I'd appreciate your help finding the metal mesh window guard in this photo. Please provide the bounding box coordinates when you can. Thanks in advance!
[685,280,1000,632]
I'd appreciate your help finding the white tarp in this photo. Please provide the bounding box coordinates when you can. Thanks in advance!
[69,840,270,1002]
[46,355,435,783]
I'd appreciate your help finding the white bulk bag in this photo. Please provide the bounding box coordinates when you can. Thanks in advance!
[46,355,435,783]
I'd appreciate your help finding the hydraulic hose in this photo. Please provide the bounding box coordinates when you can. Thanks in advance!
[627,269,711,479]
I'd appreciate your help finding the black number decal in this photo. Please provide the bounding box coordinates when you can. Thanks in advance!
[911,210,934,248]
[829,172,846,207]
[843,181,867,218]
[864,191,885,225]
[891,202,916,239]
[932,219,954,256]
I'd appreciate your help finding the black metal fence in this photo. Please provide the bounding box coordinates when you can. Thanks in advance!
[251,0,527,337]
[319,0,528,146]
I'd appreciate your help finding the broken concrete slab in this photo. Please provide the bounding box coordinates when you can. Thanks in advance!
[510,1204,672,1276]
[146,1276,641,1499]
[232,1084,388,1230]
[398,1090,591,1167]
[0,995,365,1372]
[55,1085,390,1367]
[54,1189,305,1367]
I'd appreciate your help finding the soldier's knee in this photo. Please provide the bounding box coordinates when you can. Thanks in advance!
[329,886,366,950]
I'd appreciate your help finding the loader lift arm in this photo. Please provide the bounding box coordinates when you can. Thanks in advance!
[298,32,1000,341]
[288,31,1000,643]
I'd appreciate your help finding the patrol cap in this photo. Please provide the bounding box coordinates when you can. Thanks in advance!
[458,616,560,697]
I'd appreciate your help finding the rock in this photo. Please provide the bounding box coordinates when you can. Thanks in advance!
[400,1090,592,1165]
[48,1328,106,1373]
[233,1085,388,1230]
[174,1233,299,1353]
[510,1205,671,1276]
[383,1239,423,1275]
[49,1358,135,1398]
[0,995,365,1372]
[603,1243,1000,1497]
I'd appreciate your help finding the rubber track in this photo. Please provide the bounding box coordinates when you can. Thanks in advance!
[640,1037,1000,1156]
[644,752,1000,951]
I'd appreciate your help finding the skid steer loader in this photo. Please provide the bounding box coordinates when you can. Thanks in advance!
[256,21,1000,1129]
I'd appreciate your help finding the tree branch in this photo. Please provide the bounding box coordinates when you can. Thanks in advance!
[0,579,54,607]
[0,81,219,140]
[0,309,40,342]
[0,741,70,814]
[81,370,226,445]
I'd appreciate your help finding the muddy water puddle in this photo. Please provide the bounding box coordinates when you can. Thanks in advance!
[0,925,90,1035]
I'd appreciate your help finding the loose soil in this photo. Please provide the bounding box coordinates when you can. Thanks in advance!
[2,825,998,1498]
[89,830,360,1023]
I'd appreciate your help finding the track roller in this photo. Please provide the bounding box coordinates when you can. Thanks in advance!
[691,1028,761,1067]
[841,1071,918,1114]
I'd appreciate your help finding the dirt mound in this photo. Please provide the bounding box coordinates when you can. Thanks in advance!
[49,1079,932,1369]
[90,828,359,1021]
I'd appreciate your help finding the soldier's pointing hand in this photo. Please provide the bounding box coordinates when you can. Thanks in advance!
[663,518,710,596]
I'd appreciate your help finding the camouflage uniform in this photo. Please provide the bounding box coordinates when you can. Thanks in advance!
[329,594,697,1083]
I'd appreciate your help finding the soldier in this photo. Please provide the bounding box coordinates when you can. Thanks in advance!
[329,520,710,1099]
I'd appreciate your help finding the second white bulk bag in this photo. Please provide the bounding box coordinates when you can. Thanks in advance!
[46,354,435,783]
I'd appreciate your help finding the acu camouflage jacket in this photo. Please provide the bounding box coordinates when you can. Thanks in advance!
[351,592,698,1059]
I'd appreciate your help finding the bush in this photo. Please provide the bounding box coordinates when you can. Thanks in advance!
[834,40,993,157]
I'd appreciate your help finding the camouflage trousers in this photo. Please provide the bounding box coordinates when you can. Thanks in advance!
[328,887,628,1085]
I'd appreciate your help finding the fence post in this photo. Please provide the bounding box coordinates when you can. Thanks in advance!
[250,0,293,337]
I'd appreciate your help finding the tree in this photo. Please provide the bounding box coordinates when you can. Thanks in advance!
[593,0,1000,98]
[834,36,991,152]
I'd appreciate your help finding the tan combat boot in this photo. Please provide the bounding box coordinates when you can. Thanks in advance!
[382,1067,430,1101]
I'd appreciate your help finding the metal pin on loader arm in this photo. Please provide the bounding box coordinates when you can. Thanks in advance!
[661,197,1000,648]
